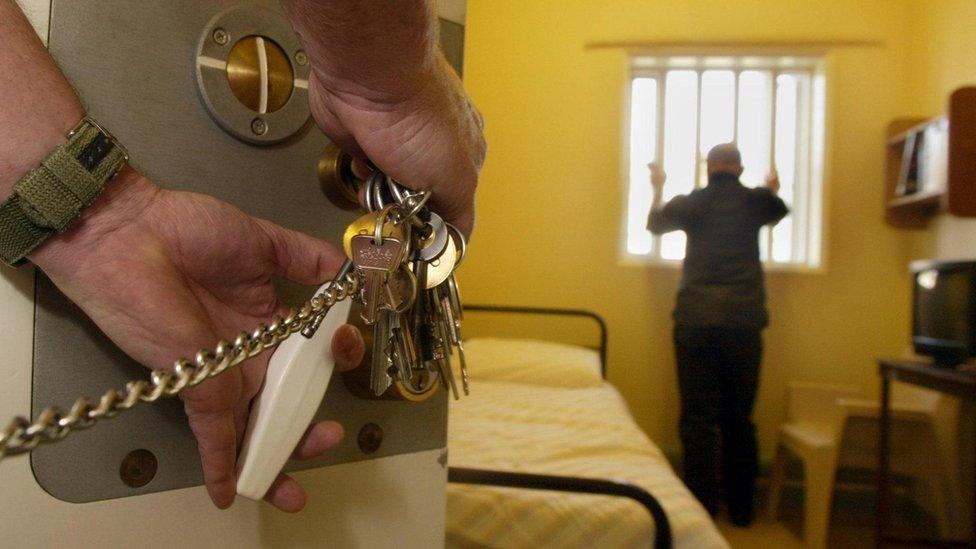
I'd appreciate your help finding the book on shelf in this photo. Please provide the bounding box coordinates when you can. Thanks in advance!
[895,118,948,198]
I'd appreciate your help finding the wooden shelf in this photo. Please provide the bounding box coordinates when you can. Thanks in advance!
[884,87,976,228]
[887,120,939,146]
[887,190,944,210]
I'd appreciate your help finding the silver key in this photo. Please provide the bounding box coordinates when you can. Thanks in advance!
[389,312,416,383]
[437,285,468,395]
[429,289,460,399]
[447,273,463,320]
[381,266,418,314]
[351,232,407,325]
[418,212,449,261]
[441,275,469,394]
[370,310,394,397]
[424,237,457,289]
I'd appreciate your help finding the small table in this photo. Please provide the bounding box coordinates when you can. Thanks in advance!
[877,359,976,548]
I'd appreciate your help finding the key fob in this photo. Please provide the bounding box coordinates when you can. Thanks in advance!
[236,291,353,501]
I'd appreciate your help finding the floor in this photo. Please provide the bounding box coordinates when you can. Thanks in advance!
[716,517,807,549]
[715,514,878,549]
[711,481,939,548]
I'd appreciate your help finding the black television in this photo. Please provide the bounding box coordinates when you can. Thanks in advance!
[911,260,976,368]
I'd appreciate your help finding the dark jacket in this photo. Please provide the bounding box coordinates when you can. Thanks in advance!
[648,173,789,329]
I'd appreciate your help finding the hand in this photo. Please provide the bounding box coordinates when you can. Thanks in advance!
[307,53,486,238]
[648,162,666,192]
[31,170,365,512]
[765,170,780,194]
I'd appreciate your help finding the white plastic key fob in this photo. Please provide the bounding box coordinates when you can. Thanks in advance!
[236,295,353,501]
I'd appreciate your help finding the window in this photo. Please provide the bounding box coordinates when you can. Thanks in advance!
[623,55,826,268]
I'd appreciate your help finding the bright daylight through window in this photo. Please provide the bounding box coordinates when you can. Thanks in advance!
[624,56,826,268]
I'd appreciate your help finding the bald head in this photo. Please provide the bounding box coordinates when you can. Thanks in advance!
[706,143,744,178]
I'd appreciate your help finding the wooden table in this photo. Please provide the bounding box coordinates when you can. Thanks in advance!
[877,359,976,548]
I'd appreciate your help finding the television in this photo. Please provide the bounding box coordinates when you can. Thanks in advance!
[912,260,976,368]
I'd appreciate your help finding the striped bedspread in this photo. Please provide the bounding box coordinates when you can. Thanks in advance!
[446,379,728,548]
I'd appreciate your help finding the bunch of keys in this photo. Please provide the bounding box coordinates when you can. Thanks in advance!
[237,166,468,501]
[342,171,469,402]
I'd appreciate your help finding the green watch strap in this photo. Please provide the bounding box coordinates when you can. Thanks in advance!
[0,118,129,266]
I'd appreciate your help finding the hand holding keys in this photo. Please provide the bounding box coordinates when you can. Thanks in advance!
[237,166,470,502]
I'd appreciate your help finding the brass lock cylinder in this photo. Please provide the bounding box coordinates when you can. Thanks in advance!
[318,142,365,211]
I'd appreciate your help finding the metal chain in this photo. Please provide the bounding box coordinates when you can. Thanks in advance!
[0,273,360,461]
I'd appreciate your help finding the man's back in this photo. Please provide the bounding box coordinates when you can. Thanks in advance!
[649,173,789,329]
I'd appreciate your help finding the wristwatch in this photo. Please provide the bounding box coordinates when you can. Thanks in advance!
[0,117,129,266]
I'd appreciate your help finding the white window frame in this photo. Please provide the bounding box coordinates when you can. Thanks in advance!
[620,54,827,272]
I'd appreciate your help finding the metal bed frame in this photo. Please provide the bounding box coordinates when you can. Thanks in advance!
[446,305,673,549]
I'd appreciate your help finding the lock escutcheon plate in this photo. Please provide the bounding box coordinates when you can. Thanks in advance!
[196,5,311,144]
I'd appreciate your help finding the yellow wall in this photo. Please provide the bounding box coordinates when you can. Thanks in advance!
[459,0,918,460]
[908,0,976,261]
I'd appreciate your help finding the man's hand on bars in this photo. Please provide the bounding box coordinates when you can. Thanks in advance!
[648,162,666,194]
[281,0,486,238]
[29,170,365,512]
[765,171,781,194]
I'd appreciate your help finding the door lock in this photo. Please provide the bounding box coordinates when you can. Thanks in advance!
[196,6,311,144]
[226,35,295,114]
[318,142,365,211]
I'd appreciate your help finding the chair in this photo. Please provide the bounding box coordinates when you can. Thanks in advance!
[766,381,956,548]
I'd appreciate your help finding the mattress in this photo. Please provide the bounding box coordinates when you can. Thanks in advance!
[446,338,728,548]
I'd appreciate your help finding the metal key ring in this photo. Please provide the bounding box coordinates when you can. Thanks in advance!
[386,176,421,204]
[387,268,418,314]
[369,171,388,211]
[398,190,432,223]
[387,176,412,204]
[363,171,379,212]
[373,205,395,245]
[385,175,432,218]
[446,222,467,268]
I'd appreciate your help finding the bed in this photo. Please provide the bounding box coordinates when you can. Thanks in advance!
[446,306,728,549]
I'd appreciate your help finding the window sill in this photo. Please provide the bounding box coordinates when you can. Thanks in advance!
[618,256,826,274]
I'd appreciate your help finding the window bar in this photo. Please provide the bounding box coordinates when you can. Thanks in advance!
[652,72,667,259]
[797,71,814,264]
[766,70,780,263]
[792,74,806,263]
[693,70,704,189]
[655,72,666,175]
[732,70,741,143]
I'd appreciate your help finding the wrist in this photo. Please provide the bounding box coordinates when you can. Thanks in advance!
[286,0,438,107]
[312,46,454,115]
[28,167,160,273]
[0,109,86,202]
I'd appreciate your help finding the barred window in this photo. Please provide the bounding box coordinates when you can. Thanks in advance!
[624,55,826,268]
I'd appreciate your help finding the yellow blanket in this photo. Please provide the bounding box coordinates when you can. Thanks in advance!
[447,379,728,548]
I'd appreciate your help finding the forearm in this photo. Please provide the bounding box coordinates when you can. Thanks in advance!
[651,188,663,211]
[646,190,661,232]
[648,188,685,234]
[280,0,440,104]
[0,1,157,269]
[0,1,86,199]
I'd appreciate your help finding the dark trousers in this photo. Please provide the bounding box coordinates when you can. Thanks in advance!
[674,324,762,517]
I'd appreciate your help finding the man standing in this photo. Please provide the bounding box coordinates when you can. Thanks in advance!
[647,143,788,526]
